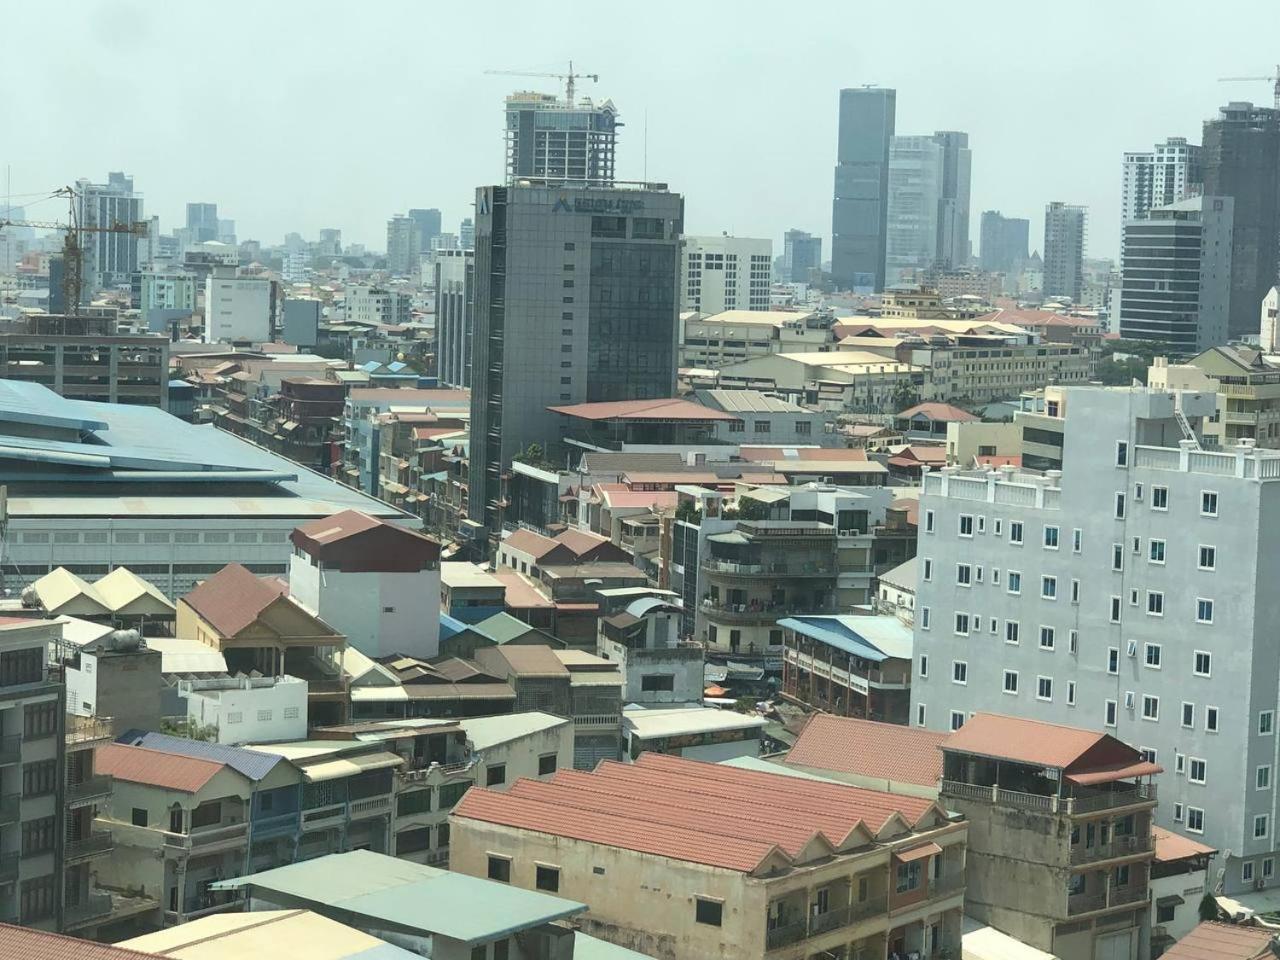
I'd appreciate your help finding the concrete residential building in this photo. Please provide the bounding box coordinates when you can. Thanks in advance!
[77,172,144,295]
[885,136,945,286]
[0,314,169,409]
[504,89,620,186]
[622,705,766,763]
[932,131,972,269]
[470,181,684,532]
[343,284,411,327]
[1119,196,1234,350]
[1202,102,1280,338]
[203,266,271,344]
[694,388,835,447]
[912,385,1280,895]
[680,307,835,369]
[138,271,196,331]
[783,229,823,283]
[939,715,1159,960]
[1043,202,1088,302]
[452,751,967,960]
[596,592,703,704]
[1121,138,1203,231]
[978,211,1029,276]
[1148,827,1215,958]
[832,87,896,293]
[681,235,772,314]
[1149,347,1280,448]
[779,615,913,723]
[434,248,473,389]
[289,510,442,661]
[385,215,419,276]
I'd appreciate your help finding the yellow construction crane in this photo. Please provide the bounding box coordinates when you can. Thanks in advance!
[484,60,599,103]
[0,184,149,317]
[1217,65,1280,109]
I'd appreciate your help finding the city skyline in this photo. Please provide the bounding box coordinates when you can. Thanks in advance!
[4,0,1277,262]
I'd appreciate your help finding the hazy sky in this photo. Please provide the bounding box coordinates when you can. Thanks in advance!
[3,0,1276,263]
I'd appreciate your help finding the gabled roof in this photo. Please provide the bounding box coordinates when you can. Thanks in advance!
[942,713,1162,782]
[1158,923,1275,960]
[94,567,175,616]
[547,398,738,422]
[786,715,945,787]
[180,563,292,637]
[28,567,110,617]
[290,510,439,572]
[454,752,946,875]
[0,923,157,960]
[116,730,286,781]
[897,402,979,422]
[96,742,234,793]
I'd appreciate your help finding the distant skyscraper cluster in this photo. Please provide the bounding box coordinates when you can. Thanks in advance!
[830,89,972,292]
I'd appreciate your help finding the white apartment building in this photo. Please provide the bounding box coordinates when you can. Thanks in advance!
[202,266,271,343]
[182,676,309,744]
[1121,138,1202,230]
[343,285,411,327]
[681,235,772,314]
[912,385,1280,896]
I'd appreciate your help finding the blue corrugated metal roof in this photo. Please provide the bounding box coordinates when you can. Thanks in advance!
[439,613,468,641]
[776,615,913,663]
[117,729,285,781]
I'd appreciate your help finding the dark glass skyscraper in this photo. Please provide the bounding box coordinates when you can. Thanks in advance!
[470,183,684,532]
[831,87,896,293]
[1202,101,1280,337]
[979,211,1030,275]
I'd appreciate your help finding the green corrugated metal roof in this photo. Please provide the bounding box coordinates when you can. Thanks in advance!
[214,850,585,945]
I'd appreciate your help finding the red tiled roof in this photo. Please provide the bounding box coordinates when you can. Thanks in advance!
[293,510,381,544]
[412,425,463,441]
[600,489,679,510]
[492,570,555,609]
[942,713,1153,779]
[454,752,944,874]
[891,498,920,527]
[0,923,158,960]
[180,563,288,637]
[1159,923,1275,960]
[96,743,227,793]
[554,528,613,558]
[547,398,738,422]
[738,446,869,463]
[785,715,946,787]
[502,528,559,561]
[976,454,1021,468]
[897,402,979,422]
[1153,826,1217,863]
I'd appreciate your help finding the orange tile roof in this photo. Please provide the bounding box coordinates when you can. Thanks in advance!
[547,398,738,422]
[180,562,288,637]
[0,923,158,960]
[492,570,555,609]
[897,402,979,422]
[1159,923,1274,960]
[96,743,228,793]
[1152,826,1218,862]
[942,713,1148,776]
[293,510,381,543]
[454,752,944,874]
[785,715,946,787]
[501,527,559,560]
[891,498,920,526]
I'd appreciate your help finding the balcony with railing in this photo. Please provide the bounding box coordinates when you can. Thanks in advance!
[65,830,114,863]
[250,811,301,840]
[0,735,20,766]
[63,892,113,928]
[67,775,113,808]
[1069,833,1153,865]
[164,821,248,851]
[0,792,19,827]
[764,887,888,952]
[67,716,114,749]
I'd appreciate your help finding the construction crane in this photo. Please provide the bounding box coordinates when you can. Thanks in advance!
[484,60,599,104]
[1217,65,1280,109]
[0,184,149,318]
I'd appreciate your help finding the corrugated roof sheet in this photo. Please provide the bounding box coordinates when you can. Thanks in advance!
[786,715,946,788]
[97,742,232,793]
[778,615,913,662]
[0,923,157,960]
[547,398,738,422]
[180,562,290,637]
[115,730,285,782]
[1153,826,1217,862]
[941,713,1142,773]
[1158,923,1274,960]
[454,752,943,874]
[897,402,979,422]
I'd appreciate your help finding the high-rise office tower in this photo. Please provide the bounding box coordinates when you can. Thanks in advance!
[185,202,219,243]
[681,235,772,313]
[386,214,420,275]
[782,229,822,283]
[504,90,620,186]
[435,248,474,389]
[884,136,945,286]
[1120,137,1203,261]
[978,211,1030,275]
[1043,202,1088,301]
[408,208,442,253]
[76,172,143,297]
[831,87,896,292]
[1119,196,1234,351]
[317,228,343,256]
[459,218,475,250]
[932,130,972,268]
[1203,102,1280,337]
[470,182,684,531]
